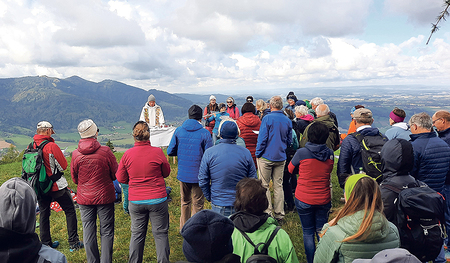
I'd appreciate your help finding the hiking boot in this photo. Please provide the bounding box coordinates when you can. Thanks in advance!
[50,241,59,249]
[69,241,84,252]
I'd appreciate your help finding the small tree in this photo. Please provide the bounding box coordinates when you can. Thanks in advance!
[427,0,450,44]
[0,144,20,164]
[106,139,116,153]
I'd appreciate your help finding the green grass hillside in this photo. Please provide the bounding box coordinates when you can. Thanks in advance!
[0,151,343,262]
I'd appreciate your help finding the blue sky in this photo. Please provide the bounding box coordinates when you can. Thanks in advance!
[1,0,449,94]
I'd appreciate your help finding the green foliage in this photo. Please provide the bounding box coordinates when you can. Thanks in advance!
[0,145,20,164]
[105,139,116,153]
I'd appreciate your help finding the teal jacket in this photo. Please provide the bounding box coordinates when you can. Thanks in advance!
[314,210,399,263]
[231,216,299,263]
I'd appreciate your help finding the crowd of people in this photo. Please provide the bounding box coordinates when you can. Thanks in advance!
[3,91,450,263]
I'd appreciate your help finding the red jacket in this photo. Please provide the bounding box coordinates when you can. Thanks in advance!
[71,138,118,205]
[33,134,68,192]
[116,141,171,201]
[237,113,261,167]
[288,143,334,205]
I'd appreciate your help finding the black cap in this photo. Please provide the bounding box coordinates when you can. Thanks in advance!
[188,105,203,120]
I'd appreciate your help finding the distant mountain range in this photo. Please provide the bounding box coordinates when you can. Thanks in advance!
[0,76,194,135]
[1,75,450,138]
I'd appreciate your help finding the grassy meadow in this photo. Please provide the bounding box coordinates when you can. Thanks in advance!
[0,149,344,263]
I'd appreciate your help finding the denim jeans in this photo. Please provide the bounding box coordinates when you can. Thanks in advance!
[295,198,331,263]
[211,203,235,217]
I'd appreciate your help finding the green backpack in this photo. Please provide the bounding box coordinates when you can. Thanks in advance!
[22,140,52,199]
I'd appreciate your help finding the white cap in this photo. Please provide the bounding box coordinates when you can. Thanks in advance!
[37,121,55,134]
[210,95,216,101]
[77,119,98,139]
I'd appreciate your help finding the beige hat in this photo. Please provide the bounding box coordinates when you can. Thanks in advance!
[37,121,55,134]
[353,108,373,119]
[77,119,98,139]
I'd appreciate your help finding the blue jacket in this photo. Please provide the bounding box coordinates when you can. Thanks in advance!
[410,132,450,193]
[198,139,257,206]
[385,122,411,141]
[337,127,386,187]
[207,112,230,134]
[255,110,292,162]
[167,119,213,183]
[438,127,450,146]
[438,127,450,184]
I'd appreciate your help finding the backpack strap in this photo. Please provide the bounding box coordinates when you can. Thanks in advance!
[236,226,281,255]
[259,226,281,255]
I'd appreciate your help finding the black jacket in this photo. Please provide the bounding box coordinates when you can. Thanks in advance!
[379,138,416,222]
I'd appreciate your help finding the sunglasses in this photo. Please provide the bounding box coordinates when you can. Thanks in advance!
[227,101,232,103]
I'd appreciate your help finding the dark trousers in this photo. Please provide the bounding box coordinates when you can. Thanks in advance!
[38,188,80,246]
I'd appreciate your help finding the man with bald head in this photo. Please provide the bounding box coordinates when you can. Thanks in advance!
[300,104,340,151]
[433,110,450,144]
[310,97,338,127]
[432,110,450,255]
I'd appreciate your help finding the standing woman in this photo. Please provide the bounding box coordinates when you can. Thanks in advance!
[314,175,400,263]
[226,97,240,120]
[204,95,219,135]
[288,122,333,263]
[116,121,171,263]
[237,102,261,168]
[71,119,118,263]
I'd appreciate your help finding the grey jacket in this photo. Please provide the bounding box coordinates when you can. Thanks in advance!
[0,177,67,263]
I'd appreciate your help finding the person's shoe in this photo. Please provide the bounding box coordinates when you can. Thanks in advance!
[69,241,84,252]
[276,218,284,226]
[445,250,450,261]
[50,241,59,249]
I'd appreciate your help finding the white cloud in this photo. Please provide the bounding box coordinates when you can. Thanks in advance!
[384,0,443,26]
[1,0,450,94]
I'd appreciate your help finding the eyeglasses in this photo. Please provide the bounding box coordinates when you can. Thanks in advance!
[227,101,232,103]
[432,118,442,125]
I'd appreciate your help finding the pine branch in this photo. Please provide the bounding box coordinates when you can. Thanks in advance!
[427,0,450,45]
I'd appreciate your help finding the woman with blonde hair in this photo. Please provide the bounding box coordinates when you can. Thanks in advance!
[116,121,171,263]
[314,175,400,263]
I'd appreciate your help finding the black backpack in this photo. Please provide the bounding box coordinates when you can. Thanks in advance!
[237,226,280,263]
[382,182,445,262]
[21,140,54,199]
[351,132,387,183]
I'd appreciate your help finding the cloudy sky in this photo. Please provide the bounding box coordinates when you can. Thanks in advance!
[1,0,450,94]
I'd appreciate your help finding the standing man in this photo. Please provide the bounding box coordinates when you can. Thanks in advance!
[71,119,118,263]
[410,112,450,194]
[310,97,338,127]
[167,105,213,229]
[199,119,257,216]
[139,94,165,127]
[33,121,83,251]
[337,108,387,187]
[410,112,450,262]
[300,104,340,151]
[255,95,292,222]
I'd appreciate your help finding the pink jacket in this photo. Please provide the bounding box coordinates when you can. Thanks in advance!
[116,141,171,201]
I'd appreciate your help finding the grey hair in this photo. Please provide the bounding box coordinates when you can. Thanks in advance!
[310,97,324,106]
[295,105,309,116]
[409,112,433,130]
[315,104,330,117]
[269,96,283,110]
